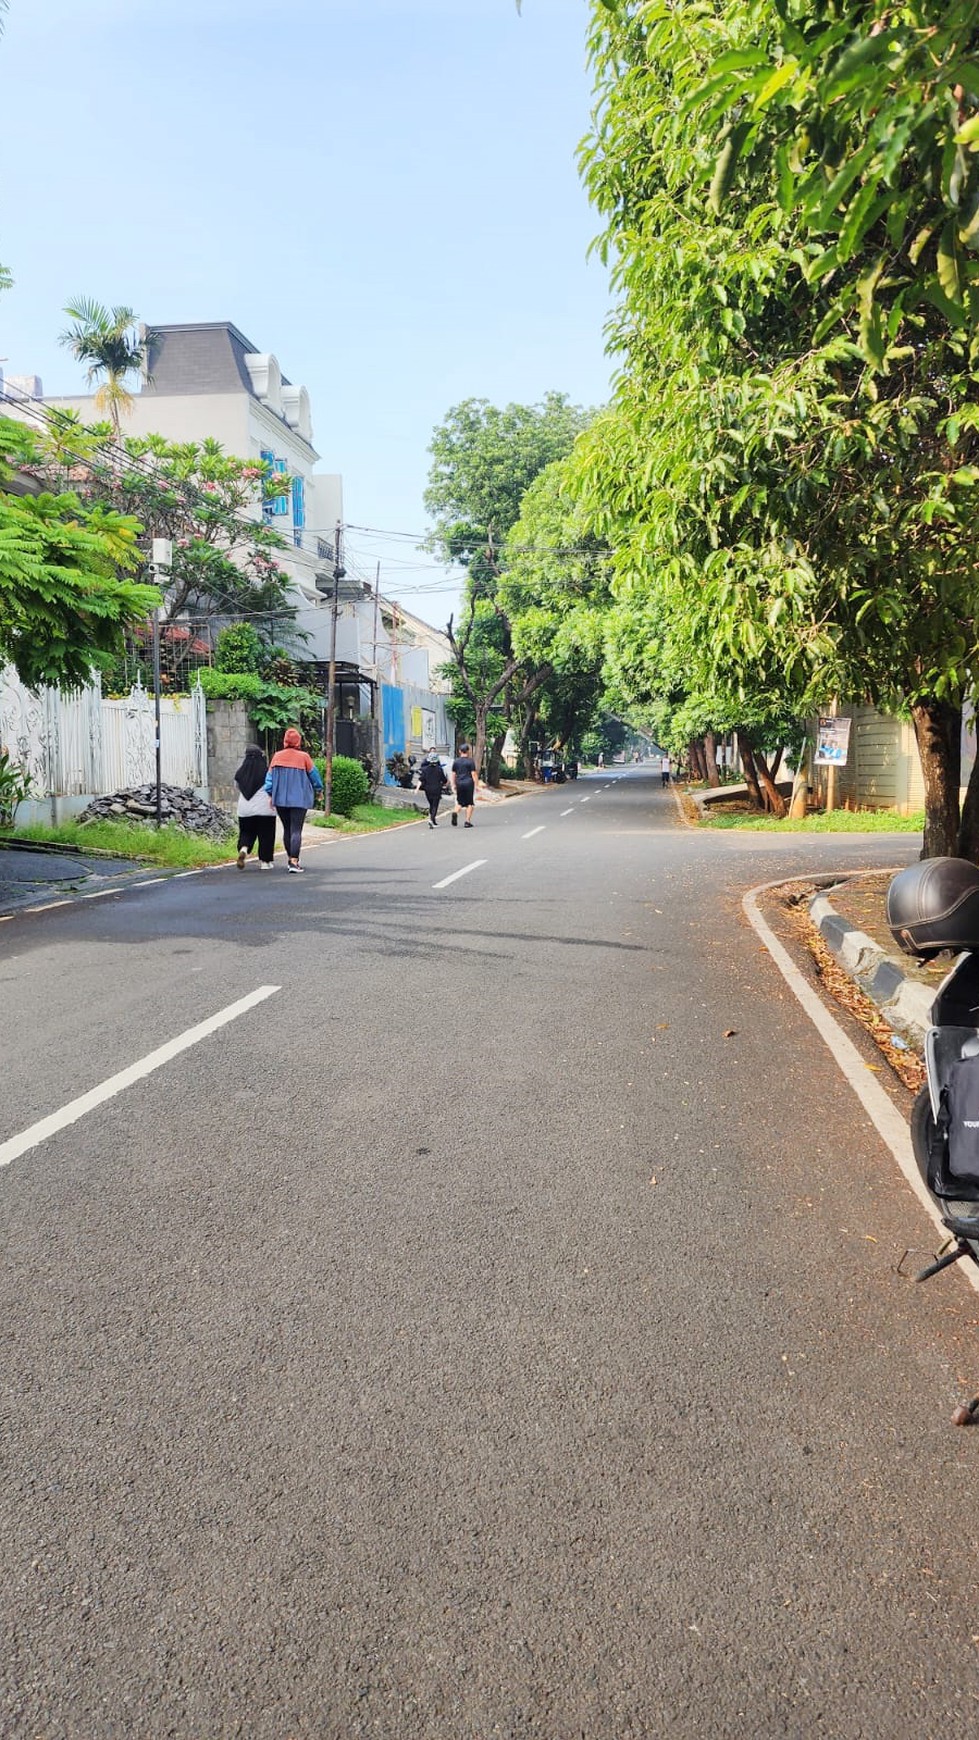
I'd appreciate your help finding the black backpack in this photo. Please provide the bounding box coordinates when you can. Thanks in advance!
[930,1052,979,1201]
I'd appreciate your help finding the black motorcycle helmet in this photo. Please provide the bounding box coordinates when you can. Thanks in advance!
[886,857,979,960]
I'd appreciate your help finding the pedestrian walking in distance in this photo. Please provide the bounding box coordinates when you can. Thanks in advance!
[234,744,277,870]
[418,750,448,828]
[661,752,671,787]
[451,742,478,828]
[264,727,323,873]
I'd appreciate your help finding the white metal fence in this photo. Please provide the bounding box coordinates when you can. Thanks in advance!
[0,667,207,800]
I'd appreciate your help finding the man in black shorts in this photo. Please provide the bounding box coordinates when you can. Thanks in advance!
[450,743,478,828]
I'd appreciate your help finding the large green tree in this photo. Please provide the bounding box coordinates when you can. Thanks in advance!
[498,457,610,768]
[571,0,979,855]
[425,394,591,775]
[0,416,159,689]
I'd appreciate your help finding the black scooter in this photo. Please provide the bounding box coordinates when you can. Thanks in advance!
[887,861,979,1306]
[889,861,979,1426]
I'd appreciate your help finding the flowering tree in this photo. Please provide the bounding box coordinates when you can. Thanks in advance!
[28,412,296,628]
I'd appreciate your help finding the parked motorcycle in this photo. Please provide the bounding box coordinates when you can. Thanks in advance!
[886,859,979,1300]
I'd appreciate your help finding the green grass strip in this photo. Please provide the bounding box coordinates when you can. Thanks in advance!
[700,808,924,833]
[1,819,236,867]
[308,802,421,834]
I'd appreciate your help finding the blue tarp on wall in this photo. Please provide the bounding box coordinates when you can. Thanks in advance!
[382,684,406,781]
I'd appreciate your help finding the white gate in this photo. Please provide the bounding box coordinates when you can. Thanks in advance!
[0,667,208,800]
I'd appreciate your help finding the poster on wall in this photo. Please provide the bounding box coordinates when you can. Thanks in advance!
[815,715,852,766]
[421,709,436,751]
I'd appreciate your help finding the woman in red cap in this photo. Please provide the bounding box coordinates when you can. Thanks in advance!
[264,727,323,873]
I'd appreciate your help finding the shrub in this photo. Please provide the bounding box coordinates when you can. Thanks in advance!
[314,754,369,817]
[215,623,263,674]
[0,748,32,823]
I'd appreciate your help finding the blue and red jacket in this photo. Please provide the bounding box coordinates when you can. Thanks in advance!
[265,748,323,809]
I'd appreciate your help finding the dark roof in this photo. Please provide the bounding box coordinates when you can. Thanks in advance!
[141,322,292,397]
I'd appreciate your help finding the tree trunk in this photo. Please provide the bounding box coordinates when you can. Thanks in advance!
[754,747,788,818]
[517,703,538,777]
[473,706,490,782]
[703,731,721,788]
[688,739,706,781]
[487,731,506,787]
[789,767,809,820]
[912,698,961,859]
[736,730,764,809]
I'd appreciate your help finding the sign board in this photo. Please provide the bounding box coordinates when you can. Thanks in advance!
[815,715,852,766]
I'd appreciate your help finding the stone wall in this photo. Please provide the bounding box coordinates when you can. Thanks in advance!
[206,699,252,807]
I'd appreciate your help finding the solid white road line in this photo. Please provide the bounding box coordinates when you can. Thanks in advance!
[0,985,281,1172]
[433,860,486,890]
[522,826,546,840]
[560,808,575,817]
[743,879,979,1295]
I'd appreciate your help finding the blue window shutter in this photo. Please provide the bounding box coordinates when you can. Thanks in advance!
[292,474,305,528]
[260,449,276,520]
[272,457,289,516]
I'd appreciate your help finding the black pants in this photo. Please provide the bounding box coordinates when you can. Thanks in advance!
[238,815,276,863]
[661,772,670,786]
[426,790,442,822]
[276,806,306,860]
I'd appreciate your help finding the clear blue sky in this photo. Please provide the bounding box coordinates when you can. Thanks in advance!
[0,0,613,621]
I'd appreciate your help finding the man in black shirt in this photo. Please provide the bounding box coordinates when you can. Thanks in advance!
[450,744,478,828]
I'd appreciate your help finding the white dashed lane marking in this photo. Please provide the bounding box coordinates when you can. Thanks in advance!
[0,985,281,1171]
[432,859,486,891]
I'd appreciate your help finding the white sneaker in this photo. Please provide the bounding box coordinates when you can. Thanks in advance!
[237,846,248,868]
[259,862,273,871]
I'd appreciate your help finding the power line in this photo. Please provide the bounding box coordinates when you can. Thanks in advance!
[345,520,616,559]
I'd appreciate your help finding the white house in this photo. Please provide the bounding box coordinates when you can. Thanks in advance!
[35,320,343,608]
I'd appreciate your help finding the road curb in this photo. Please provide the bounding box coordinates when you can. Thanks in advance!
[743,876,978,1293]
[808,882,934,1044]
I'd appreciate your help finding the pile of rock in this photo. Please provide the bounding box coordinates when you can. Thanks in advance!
[80,784,233,837]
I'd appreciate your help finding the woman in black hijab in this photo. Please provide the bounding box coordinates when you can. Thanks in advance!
[234,744,277,869]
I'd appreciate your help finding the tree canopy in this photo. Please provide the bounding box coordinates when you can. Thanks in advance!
[59,298,155,434]
[0,416,159,689]
[27,413,296,631]
[567,0,979,849]
[426,394,594,775]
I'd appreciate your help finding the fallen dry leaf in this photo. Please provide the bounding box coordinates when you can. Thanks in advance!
[723,1028,737,1038]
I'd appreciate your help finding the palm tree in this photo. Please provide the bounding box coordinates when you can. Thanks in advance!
[59,298,152,433]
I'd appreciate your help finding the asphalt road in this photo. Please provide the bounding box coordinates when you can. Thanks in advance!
[1,773,976,1738]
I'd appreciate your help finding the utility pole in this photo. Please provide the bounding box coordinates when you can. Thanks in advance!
[371,561,382,789]
[149,538,173,827]
[323,520,345,817]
